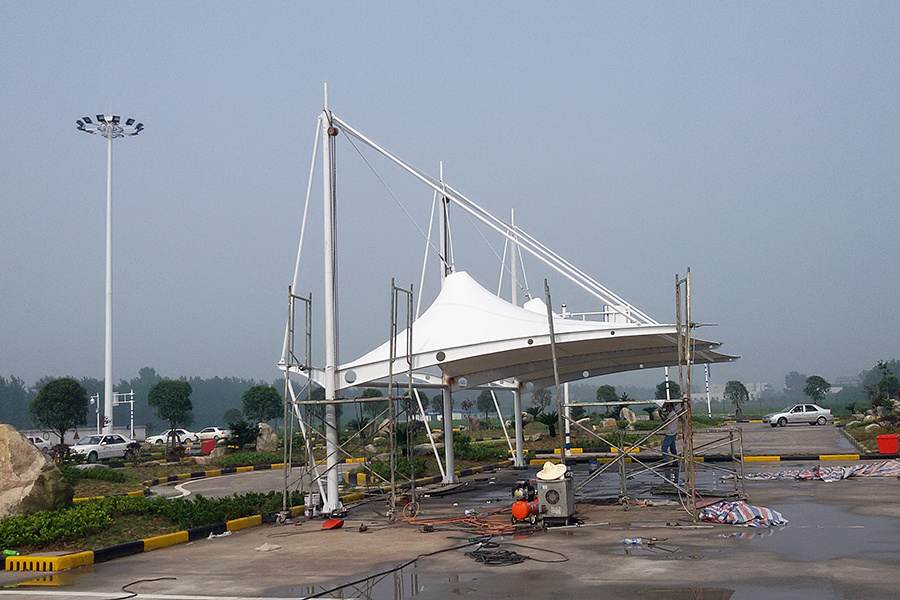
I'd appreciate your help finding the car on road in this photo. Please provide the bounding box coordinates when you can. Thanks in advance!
[26,435,52,453]
[763,404,833,427]
[196,426,230,441]
[71,433,136,463]
[145,428,199,445]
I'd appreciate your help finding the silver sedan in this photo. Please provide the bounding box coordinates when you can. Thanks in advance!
[763,404,833,427]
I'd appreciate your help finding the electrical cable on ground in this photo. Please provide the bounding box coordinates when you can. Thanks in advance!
[109,576,177,600]
[304,540,483,598]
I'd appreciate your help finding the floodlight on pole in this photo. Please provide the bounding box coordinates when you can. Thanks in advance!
[76,114,143,434]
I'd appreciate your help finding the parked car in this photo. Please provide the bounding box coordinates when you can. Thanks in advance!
[26,435,52,453]
[196,426,231,441]
[145,428,199,445]
[763,404,833,427]
[71,434,136,463]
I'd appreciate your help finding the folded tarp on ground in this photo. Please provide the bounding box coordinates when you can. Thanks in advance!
[745,460,900,483]
[698,501,787,527]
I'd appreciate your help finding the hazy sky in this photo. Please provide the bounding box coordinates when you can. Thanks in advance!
[2,2,898,394]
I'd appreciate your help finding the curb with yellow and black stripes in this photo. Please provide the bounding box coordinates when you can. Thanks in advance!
[530,450,896,465]
[6,460,511,573]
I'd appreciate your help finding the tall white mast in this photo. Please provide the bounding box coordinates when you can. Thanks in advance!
[321,86,341,514]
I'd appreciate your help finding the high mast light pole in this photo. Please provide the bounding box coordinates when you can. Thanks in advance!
[76,114,143,434]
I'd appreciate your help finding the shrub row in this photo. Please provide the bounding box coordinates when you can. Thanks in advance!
[453,435,509,460]
[216,452,284,469]
[60,465,129,484]
[0,490,305,551]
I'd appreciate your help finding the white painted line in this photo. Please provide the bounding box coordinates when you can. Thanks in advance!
[0,590,314,599]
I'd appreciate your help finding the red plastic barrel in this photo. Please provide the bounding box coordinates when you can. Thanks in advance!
[201,439,216,455]
[876,434,899,455]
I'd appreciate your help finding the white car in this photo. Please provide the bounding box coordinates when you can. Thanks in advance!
[71,434,136,463]
[145,428,199,445]
[763,404,833,427]
[196,427,231,441]
[26,435,52,453]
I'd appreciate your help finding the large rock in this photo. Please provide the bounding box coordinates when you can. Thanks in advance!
[522,412,533,425]
[256,423,279,453]
[413,442,442,456]
[619,407,637,424]
[0,424,73,518]
[601,418,617,428]
[210,439,226,458]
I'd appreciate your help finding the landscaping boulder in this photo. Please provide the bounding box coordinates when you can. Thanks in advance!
[0,424,73,518]
[619,407,637,424]
[364,444,378,454]
[377,419,393,434]
[467,416,480,431]
[210,440,226,458]
[522,412,533,425]
[256,423,278,452]
[601,418,617,428]
[413,442,441,456]
[529,432,544,442]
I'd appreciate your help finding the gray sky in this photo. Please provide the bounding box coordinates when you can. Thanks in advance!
[2,2,898,393]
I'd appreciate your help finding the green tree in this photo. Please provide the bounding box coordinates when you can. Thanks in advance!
[476,390,494,420]
[148,380,194,432]
[784,371,807,394]
[535,411,560,437]
[242,385,283,424]
[223,408,243,424]
[532,388,552,411]
[724,380,750,419]
[803,376,831,404]
[654,381,681,400]
[1,375,34,429]
[596,384,617,403]
[361,388,388,419]
[30,377,88,443]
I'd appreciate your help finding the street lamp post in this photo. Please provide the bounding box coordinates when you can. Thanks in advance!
[77,115,143,434]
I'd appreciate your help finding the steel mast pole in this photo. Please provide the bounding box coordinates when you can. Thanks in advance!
[321,93,342,515]
[77,115,142,434]
[103,129,114,433]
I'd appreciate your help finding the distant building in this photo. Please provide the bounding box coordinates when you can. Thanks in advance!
[691,382,773,404]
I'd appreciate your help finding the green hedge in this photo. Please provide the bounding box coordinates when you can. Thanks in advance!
[60,466,128,484]
[216,452,284,469]
[0,490,304,551]
[453,435,508,460]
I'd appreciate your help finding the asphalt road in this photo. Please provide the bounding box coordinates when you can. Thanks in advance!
[694,421,857,456]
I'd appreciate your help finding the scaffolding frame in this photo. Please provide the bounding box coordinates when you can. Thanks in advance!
[549,270,746,517]
[281,280,432,517]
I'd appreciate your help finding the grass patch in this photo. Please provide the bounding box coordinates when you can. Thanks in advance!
[840,420,899,452]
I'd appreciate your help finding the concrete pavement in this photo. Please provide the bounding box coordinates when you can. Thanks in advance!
[3,424,899,598]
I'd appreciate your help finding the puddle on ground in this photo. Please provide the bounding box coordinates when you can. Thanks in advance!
[741,500,900,563]
[266,563,481,598]
[2,567,93,589]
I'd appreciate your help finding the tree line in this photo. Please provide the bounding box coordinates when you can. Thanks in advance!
[1,367,281,434]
